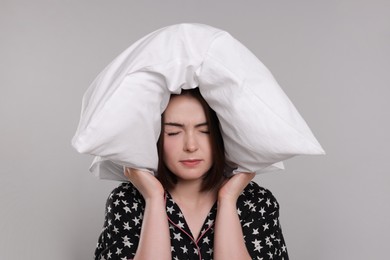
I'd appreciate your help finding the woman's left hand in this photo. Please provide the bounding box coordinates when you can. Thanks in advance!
[218,172,255,203]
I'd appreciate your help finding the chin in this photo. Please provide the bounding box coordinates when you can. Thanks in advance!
[173,168,209,181]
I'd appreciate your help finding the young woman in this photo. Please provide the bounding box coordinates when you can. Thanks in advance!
[94,88,289,260]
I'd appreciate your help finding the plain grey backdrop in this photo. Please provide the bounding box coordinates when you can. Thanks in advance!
[1,0,389,259]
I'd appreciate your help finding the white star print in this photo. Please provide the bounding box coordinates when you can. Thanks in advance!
[252,239,263,252]
[243,219,254,227]
[95,182,288,260]
[176,221,185,228]
[167,206,175,214]
[180,245,188,254]
[113,226,119,234]
[123,240,133,248]
[263,223,269,231]
[173,232,182,241]
[123,222,131,230]
[115,247,122,255]
[114,213,121,221]
[259,207,266,216]
[206,219,214,226]
[132,216,140,226]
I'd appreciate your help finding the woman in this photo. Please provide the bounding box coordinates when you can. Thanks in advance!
[94,88,289,260]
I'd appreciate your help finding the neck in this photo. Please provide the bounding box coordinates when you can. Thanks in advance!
[169,180,217,206]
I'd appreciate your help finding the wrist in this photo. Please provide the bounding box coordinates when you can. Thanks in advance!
[217,195,237,207]
[144,193,165,204]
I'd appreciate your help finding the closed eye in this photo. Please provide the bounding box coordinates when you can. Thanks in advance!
[166,132,180,136]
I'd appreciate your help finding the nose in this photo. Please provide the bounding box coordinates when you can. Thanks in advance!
[184,132,198,152]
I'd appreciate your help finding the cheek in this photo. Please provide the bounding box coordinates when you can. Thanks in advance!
[163,138,178,162]
[202,137,213,157]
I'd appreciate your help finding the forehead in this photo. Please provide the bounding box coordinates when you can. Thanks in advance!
[163,95,207,123]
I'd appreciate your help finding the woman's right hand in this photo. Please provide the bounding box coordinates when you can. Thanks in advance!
[124,168,165,200]
[125,168,171,260]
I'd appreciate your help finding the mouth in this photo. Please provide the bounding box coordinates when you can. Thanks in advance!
[180,159,202,167]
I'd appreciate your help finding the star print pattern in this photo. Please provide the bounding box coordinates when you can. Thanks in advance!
[94,181,288,260]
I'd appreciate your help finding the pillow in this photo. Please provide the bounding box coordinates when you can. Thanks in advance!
[72,23,325,181]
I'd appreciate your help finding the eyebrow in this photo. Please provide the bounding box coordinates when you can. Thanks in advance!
[164,122,208,128]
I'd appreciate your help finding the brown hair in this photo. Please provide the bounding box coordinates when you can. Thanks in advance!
[156,88,225,192]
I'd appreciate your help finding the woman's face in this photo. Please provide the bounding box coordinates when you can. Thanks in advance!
[162,95,213,183]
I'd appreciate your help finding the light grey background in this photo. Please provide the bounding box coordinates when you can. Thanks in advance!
[1,0,389,259]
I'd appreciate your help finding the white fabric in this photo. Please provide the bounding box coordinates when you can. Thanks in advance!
[72,23,325,181]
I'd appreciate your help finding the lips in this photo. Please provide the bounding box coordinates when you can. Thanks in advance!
[180,159,202,167]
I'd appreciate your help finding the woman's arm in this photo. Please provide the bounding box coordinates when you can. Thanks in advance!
[125,168,171,260]
[214,172,255,260]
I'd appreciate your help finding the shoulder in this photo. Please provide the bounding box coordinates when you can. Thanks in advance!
[237,181,280,218]
[105,182,145,210]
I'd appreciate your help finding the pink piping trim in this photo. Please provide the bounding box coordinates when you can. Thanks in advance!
[167,217,202,260]
[196,222,214,244]
[165,193,213,260]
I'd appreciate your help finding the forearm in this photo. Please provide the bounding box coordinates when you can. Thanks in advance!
[214,198,251,260]
[133,197,171,260]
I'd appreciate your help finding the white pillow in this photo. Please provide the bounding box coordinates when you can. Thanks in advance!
[72,23,325,181]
